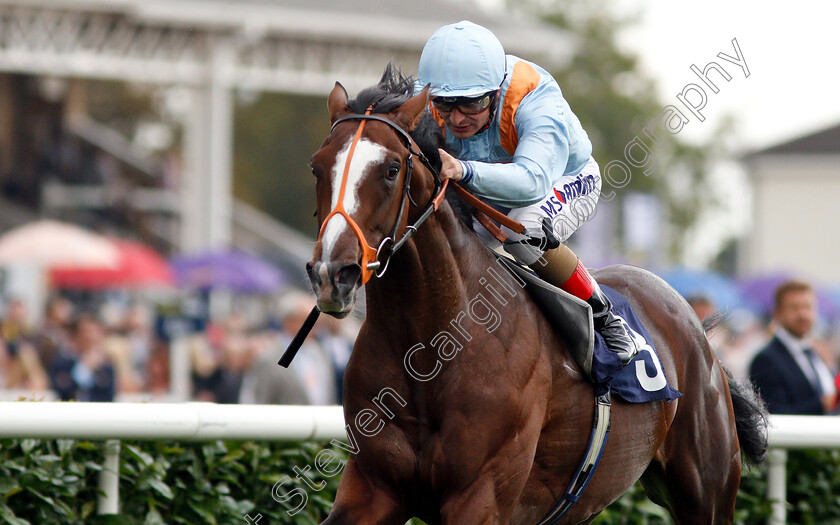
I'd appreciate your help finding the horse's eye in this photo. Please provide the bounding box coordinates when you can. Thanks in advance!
[386,164,400,181]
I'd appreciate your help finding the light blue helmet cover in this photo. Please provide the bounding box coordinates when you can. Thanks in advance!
[417,20,506,98]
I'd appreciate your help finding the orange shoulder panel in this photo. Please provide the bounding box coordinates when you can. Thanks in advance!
[499,61,541,156]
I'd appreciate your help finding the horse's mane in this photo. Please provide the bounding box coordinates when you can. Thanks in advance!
[347,63,474,230]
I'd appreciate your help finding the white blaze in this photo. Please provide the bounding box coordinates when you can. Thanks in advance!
[321,137,387,259]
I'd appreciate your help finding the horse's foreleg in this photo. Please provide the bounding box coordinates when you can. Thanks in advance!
[321,458,407,525]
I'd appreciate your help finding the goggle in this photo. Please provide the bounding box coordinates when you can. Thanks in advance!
[432,93,495,115]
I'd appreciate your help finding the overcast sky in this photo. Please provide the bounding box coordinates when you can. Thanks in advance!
[611,1,840,266]
[614,0,840,151]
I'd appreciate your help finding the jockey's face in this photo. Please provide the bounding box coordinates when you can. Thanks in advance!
[433,93,495,139]
[441,106,491,138]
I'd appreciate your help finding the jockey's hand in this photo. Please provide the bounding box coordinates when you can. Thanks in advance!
[438,149,463,182]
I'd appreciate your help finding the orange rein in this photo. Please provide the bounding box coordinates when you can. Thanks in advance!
[449,181,525,241]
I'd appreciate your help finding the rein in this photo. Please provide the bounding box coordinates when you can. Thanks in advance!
[279,108,525,368]
[318,108,522,284]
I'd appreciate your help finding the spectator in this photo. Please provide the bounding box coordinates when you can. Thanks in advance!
[687,294,716,323]
[279,294,337,405]
[686,294,730,359]
[145,338,170,396]
[34,295,74,369]
[103,330,142,394]
[212,320,253,404]
[240,292,334,405]
[51,314,116,402]
[99,303,143,395]
[190,312,256,403]
[190,334,218,402]
[1,297,48,391]
[124,303,155,384]
[717,309,765,382]
[749,280,838,415]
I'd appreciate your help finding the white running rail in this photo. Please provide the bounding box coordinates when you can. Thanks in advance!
[0,403,834,524]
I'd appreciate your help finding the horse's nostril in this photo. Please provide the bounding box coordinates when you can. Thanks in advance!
[334,264,362,292]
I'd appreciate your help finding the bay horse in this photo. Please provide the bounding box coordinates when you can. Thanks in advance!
[306,67,767,524]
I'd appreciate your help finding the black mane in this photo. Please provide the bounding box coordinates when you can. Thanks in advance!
[347,63,474,230]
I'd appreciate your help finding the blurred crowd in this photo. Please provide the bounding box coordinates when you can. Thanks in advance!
[0,291,356,405]
[3,278,839,415]
[688,280,840,415]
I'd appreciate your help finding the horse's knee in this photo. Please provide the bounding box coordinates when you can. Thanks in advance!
[440,481,506,525]
[322,503,406,525]
[320,511,349,525]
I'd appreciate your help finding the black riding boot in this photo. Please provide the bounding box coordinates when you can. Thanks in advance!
[587,281,639,365]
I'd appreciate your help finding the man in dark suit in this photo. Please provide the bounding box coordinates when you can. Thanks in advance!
[749,280,837,415]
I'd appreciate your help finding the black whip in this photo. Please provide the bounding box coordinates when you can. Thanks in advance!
[277,306,321,368]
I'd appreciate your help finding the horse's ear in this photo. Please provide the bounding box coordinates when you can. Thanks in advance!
[393,85,430,131]
[328,82,350,124]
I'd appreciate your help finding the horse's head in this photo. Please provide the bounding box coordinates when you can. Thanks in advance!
[307,71,441,317]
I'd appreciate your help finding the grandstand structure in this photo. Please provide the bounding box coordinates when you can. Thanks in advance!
[0,0,573,262]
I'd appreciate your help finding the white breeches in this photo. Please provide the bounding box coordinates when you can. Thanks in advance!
[475,156,602,265]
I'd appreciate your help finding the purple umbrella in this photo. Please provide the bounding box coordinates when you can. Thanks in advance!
[171,249,285,293]
[736,273,792,315]
[736,273,839,319]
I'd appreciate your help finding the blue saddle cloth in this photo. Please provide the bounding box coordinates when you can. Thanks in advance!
[591,286,682,403]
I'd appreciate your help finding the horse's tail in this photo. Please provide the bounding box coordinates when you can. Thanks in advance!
[700,313,769,466]
[701,311,727,333]
[724,365,769,466]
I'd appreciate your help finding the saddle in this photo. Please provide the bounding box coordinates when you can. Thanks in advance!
[493,253,597,381]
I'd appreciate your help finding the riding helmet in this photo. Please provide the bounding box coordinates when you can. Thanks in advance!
[418,20,506,98]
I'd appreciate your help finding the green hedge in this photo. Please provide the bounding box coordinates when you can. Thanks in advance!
[2,439,839,524]
[0,439,339,524]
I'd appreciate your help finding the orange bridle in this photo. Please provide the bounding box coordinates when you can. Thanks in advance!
[316,108,446,284]
[316,107,382,284]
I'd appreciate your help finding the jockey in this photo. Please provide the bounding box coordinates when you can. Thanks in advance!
[418,20,638,365]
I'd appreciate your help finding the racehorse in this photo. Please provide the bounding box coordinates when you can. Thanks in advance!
[305,67,767,524]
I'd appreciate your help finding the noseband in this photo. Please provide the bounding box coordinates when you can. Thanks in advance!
[317,106,447,284]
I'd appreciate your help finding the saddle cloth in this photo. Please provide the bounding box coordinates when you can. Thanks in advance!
[496,256,682,403]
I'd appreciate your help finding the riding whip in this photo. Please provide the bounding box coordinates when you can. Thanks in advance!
[278,306,321,367]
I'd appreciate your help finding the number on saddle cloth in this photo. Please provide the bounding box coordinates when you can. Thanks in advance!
[592,287,682,403]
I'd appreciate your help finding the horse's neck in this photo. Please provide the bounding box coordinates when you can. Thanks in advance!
[364,202,498,338]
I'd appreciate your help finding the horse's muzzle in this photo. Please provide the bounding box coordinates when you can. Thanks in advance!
[306,260,361,317]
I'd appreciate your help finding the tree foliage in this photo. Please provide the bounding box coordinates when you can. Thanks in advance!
[233,92,329,237]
